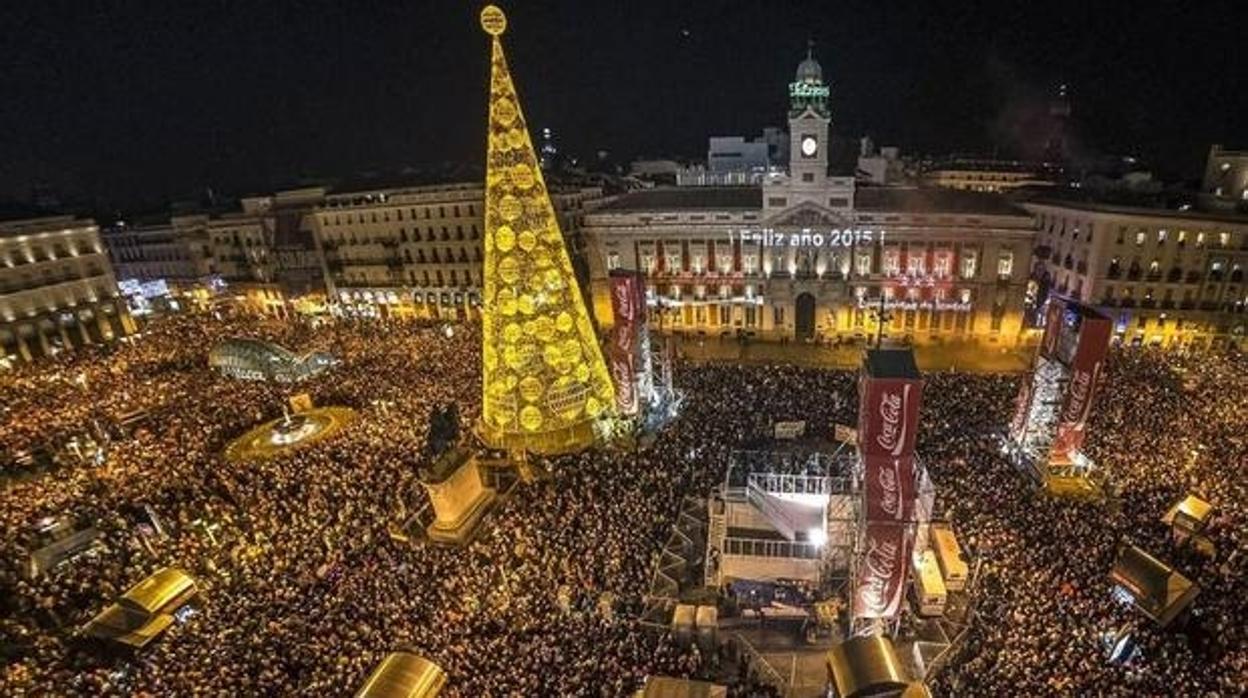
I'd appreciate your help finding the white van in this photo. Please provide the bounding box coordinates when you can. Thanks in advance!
[913,550,947,616]
[931,524,968,591]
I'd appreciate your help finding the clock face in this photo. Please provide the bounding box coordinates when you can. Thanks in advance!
[801,136,818,157]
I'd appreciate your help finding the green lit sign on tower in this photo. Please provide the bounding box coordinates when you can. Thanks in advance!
[789,82,830,99]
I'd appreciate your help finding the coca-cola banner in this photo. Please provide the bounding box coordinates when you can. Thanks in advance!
[858,376,923,459]
[609,270,646,325]
[608,323,638,415]
[1008,372,1034,442]
[1051,312,1111,457]
[608,271,646,416]
[853,521,912,619]
[863,455,917,522]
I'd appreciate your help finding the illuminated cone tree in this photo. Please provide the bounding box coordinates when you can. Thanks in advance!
[477,5,615,454]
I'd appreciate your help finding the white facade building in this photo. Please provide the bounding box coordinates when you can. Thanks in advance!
[583,50,1036,346]
[1,215,132,362]
[1027,200,1248,347]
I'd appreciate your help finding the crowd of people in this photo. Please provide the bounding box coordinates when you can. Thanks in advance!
[922,350,1247,696]
[1,311,1244,696]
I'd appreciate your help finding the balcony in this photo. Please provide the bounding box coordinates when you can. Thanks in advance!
[1186,271,1203,284]
[1106,267,1122,280]
[1126,269,1142,281]
[1167,268,1183,283]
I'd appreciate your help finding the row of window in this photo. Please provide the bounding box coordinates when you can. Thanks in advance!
[321,204,477,227]
[323,224,481,246]
[1039,213,1241,250]
[619,248,1012,279]
[1104,257,1243,281]
[338,267,478,289]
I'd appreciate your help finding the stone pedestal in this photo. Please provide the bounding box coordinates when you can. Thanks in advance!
[421,450,497,545]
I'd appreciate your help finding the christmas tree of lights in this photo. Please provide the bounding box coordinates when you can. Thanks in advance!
[477,5,615,454]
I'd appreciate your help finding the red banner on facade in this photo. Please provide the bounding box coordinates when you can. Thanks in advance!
[1051,312,1111,457]
[858,376,923,459]
[853,521,912,619]
[863,455,917,523]
[608,271,648,416]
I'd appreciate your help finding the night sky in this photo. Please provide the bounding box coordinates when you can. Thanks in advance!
[3,0,1244,210]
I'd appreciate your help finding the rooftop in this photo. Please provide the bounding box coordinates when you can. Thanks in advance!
[1025,196,1248,225]
[594,186,1028,217]
[596,187,762,212]
[855,187,1027,216]
[864,348,921,380]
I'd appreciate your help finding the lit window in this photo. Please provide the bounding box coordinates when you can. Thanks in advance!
[1219,232,1231,247]
[959,288,972,304]
[934,253,951,278]
[743,254,757,274]
[717,253,732,272]
[1149,259,1160,273]
[692,254,704,273]
[1196,232,1206,247]
[884,249,900,276]
[606,251,620,271]
[997,252,1014,278]
[1157,229,1167,243]
[856,252,872,276]
[907,253,925,276]
[961,252,977,279]
[1135,231,1146,246]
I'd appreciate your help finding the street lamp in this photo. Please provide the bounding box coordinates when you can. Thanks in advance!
[871,291,893,349]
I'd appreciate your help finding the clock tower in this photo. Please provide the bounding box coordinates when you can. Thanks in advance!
[788,41,830,187]
[764,42,853,218]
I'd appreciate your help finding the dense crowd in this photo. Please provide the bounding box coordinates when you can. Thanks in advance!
[1,312,1244,696]
[923,350,1247,696]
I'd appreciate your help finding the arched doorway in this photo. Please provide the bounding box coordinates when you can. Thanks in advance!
[795,293,816,341]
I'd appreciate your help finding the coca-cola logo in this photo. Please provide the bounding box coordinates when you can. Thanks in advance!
[877,461,902,519]
[613,322,634,355]
[611,355,635,410]
[875,384,911,456]
[612,279,635,322]
[857,533,901,616]
[1061,364,1096,424]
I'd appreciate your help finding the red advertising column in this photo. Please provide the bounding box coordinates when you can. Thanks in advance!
[608,271,642,416]
[855,349,923,621]
[1050,311,1111,459]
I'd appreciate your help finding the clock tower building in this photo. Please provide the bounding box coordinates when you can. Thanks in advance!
[763,43,856,218]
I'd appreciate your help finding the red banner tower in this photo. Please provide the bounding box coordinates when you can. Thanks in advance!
[1007,297,1112,494]
[854,349,924,626]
